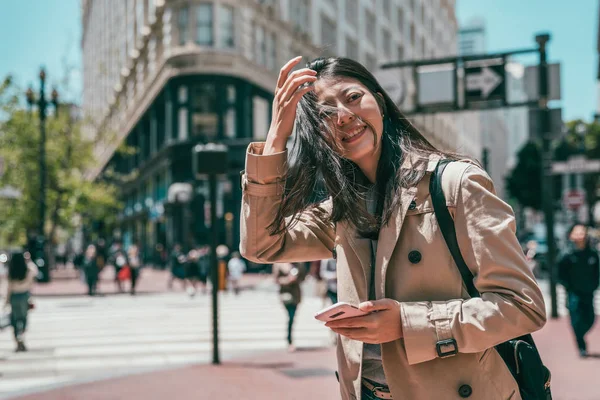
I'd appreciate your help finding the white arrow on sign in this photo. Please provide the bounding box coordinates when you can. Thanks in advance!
[466,66,503,99]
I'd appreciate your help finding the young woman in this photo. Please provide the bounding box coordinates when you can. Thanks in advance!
[5,251,38,352]
[240,56,547,400]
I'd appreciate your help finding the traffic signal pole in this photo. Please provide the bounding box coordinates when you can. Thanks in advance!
[536,34,559,319]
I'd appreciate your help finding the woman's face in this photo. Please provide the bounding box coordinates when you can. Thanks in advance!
[570,225,588,248]
[313,77,384,164]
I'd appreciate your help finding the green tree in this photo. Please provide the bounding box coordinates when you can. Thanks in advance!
[506,141,543,210]
[0,76,120,250]
[506,119,600,225]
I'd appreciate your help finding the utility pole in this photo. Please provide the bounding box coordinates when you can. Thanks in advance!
[536,33,558,319]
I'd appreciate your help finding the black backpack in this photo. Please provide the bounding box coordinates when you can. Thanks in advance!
[430,160,552,400]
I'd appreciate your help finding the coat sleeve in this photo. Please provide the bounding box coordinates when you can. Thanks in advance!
[239,142,335,264]
[400,164,547,365]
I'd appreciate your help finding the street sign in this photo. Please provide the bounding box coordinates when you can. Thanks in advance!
[552,156,600,174]
[563,189,586,210]
[465,62,505,104]
[524,63,561,102]
[529,108,563,139]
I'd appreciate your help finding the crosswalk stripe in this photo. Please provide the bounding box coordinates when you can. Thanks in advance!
[0,291,333,397]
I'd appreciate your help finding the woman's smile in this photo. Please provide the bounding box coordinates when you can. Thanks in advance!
[342,125,368,144]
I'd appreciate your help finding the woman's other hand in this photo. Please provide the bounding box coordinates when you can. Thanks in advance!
[264,56,317,155]
[325,299,404,344]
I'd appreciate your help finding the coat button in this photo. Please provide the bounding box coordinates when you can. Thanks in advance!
[408,250,422,264]
[458,384,472,398]
[408,200,417,210]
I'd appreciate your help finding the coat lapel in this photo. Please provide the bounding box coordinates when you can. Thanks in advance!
[377,186,418,298]
[340,221,371,299]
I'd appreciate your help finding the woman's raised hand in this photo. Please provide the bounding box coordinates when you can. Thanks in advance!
[263,56,317,155]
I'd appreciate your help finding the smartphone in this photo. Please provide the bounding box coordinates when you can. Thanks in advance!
[314,302,370,322]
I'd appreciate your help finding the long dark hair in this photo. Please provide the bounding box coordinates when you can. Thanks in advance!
[270,57,467,238]
[9,252,28,281]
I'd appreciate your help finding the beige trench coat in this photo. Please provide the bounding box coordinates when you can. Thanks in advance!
[240,143,546,400]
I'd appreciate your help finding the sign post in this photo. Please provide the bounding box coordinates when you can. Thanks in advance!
[193,143,228,366]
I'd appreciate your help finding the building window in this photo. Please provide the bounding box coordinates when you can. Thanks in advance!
[136,0,145,35]
[219,4,234,48]
[365,10,376,45]
[365,53,377,73]
[266,32,276,70]
[253,96,270,140]
[178,6,189,45]
[410,22,415,48]
[382,28,392,57]
[346,36,359,61]
[397,6,404,36]
[225,85,236,138]
[255,25,266,66]
[290,0,309,33]
[148,0,156,24]
[345,0,358,25]
[178,107,188,140]
[320,14,337,56]
[196,4,213,46]
[383,0,392,18]
[191,83,218,138]
[397,44,404,61]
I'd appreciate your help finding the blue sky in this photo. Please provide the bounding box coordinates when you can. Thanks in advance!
[0,0,81,104]
[457,0,598,121]
[0,0,597,121]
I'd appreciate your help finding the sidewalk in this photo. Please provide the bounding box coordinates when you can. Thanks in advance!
[13,347,339,400]
[31,268,271,297]
[12,316,600,400]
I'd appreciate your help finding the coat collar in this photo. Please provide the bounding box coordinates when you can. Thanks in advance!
[342,153,441,299]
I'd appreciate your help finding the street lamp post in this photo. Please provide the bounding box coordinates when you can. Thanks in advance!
[25,68,58,283]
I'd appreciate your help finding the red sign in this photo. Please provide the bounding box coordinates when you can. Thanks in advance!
[563,190,586,210]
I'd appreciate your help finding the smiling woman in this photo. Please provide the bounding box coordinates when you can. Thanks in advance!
[239,56,547,400]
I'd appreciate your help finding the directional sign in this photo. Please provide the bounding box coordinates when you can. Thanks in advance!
[465,63,506,104]
[552,156,600,174]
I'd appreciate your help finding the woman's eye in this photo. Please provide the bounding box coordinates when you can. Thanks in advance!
[348,93,362,102]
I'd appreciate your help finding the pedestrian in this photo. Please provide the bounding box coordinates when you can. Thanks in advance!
[168,243,187,290]
[197,245,210,294]
[320,257,337,305]
[127,244,142,296]
[273,262,305,352]
[109,239,128,293]
[559,223,600,358]
[240,56,547,399]
[184,248,203,297]
[83,244,99,296]
[5,251,38,352]
[227,252,246,295]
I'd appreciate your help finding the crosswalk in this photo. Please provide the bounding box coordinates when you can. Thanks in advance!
[0,288,333,399]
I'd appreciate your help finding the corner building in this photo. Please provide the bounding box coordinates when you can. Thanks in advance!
[82,0,459,260]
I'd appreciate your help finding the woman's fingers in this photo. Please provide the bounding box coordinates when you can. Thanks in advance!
[279,72,317,104]
[276,56,303,89]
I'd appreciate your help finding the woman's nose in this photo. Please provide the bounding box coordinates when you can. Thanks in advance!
[336,107,355,126]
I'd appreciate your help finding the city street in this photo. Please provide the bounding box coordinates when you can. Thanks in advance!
[0,273,333,399]
[0,273,597,399]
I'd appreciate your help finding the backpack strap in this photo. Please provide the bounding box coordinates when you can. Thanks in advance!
[429,160,480,299]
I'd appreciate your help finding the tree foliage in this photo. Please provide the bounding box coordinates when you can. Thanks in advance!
[506,119,600,222]
[0,76,120,247]
[506,141,543,210]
